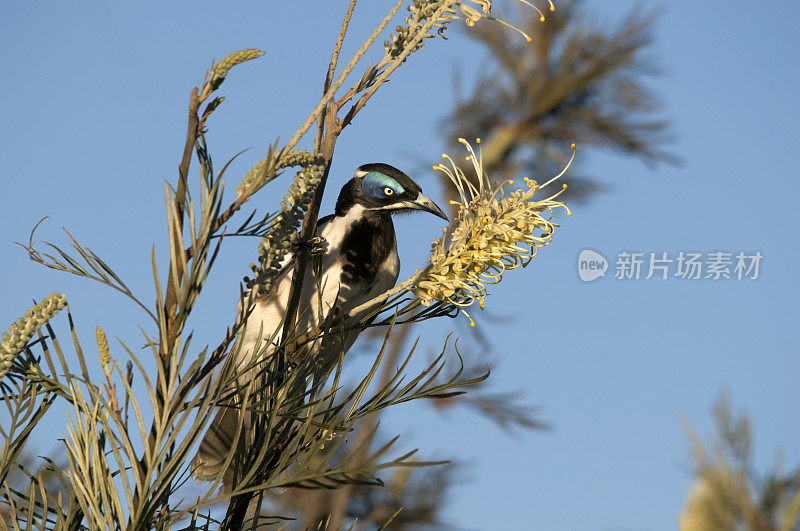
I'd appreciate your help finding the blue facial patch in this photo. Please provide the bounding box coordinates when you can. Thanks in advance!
[361,171,405,199]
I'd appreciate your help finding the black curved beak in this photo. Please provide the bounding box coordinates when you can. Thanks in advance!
[409,192,448,221]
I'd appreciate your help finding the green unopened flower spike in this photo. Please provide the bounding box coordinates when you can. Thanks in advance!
[211,49,265,79]
[413,138,573,326]
[384,0,459,59]
[248,158,326,293]
[0,293,67,380]
[96,326,112,372]
[237,150,321,196]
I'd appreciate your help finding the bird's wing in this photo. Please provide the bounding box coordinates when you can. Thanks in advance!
[233,214,344,367]
[194,216,341,483]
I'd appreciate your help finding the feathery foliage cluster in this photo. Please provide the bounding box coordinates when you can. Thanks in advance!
[680,396,800,531]
[1,1,570,529]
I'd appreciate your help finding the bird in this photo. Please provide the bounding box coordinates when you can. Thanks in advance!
[192,162,447,485]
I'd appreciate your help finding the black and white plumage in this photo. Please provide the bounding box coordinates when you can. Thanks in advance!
[192,163,447,484]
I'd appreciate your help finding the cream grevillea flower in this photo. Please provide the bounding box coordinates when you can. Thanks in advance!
[413,138,573,326]
[456,0,555,41]
[385,1,556,58]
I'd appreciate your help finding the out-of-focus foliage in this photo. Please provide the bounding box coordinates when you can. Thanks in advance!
[680,395,800,531]
[446,0,676,201]
[267,437,457,529]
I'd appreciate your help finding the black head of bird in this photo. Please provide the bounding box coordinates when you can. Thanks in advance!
[334,163,448,221]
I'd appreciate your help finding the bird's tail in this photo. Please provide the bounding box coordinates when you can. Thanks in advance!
[191,406,240,484]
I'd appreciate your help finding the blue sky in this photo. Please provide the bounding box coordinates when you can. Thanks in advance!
[2,1,799,529]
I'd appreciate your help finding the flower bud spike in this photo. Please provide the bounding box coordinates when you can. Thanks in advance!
[417,138,570,324]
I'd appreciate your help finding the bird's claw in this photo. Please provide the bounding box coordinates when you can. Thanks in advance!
[307,236,328,255]
[292,235,328,256]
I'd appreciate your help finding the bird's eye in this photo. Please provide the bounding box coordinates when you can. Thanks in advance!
[383,187,394,196]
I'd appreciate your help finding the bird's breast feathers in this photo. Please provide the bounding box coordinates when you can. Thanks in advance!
[314,204,400,312]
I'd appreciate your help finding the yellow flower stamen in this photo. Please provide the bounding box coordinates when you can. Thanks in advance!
[540,142,576,190]
[489,16,533,42]
[516,0,547,21]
